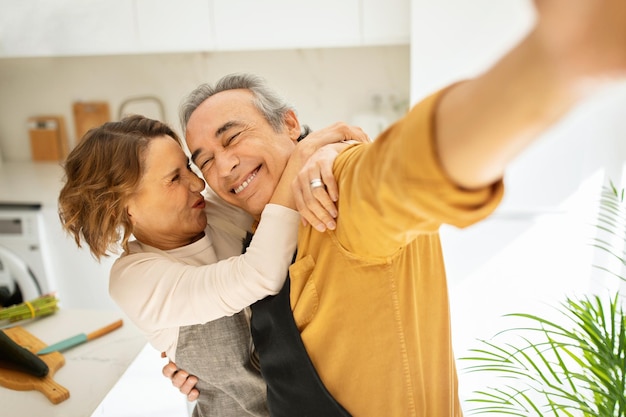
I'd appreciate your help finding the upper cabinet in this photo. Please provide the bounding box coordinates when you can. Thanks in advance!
[362,0,410,45]
[0,0,137,57]
[0,0,214,57]
[135,0,215,53]
[214,0,410,51]
[213,0,361,50]
[0,0,408,58]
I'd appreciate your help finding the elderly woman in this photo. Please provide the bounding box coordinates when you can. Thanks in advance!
[58,115,365,416]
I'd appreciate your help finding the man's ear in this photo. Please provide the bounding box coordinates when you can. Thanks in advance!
[284,109,301,143]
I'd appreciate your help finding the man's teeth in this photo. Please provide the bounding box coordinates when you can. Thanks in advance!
[234,171,257,194]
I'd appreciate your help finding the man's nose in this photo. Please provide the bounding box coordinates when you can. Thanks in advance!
[214,150,239,177]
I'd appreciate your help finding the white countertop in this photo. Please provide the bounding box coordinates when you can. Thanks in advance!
[0,161,65,208]
[1,309,146,416]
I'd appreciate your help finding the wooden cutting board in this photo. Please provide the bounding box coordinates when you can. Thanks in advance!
[0,327,69,404]
[73,101,111,142]
[27,116,69,161]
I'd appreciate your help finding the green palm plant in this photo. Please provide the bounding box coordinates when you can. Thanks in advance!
[462,183,626,417]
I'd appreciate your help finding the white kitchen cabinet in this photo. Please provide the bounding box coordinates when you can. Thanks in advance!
[135,0,215,53]
[362,0,410,45]
[0,0,213,57]
[212,0,361,50]
[213,0,409,51]
[0,0,408,57]
[0,0,136,57]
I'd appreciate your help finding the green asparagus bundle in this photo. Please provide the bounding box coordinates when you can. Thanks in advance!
[0,294,59,324]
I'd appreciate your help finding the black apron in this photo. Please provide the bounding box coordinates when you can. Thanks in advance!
[245,233,351,417]
[250,278,351,417]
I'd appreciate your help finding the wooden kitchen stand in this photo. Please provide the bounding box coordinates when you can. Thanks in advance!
[0,326,69,404]
[0,309,145,417]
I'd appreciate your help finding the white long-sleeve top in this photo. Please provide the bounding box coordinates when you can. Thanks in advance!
[109,199,300,361]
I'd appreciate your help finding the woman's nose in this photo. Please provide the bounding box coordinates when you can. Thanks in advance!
[186,172,205,192]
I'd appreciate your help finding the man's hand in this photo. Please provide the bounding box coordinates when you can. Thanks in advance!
[291,123,370,232]
[435,0,626,190]
[162,361,200,402]
[271,122,369,231]
[533,0,626,81]
[291,141,358,231]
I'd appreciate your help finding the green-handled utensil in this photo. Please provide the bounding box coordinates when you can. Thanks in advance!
[37,319,123,355]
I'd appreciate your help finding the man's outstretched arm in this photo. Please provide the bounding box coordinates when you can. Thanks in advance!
[435,0,626,189]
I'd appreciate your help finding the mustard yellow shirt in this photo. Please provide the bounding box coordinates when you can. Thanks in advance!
[289,89,504,416]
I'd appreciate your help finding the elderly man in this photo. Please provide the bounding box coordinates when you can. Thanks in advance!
[168,1,626,415]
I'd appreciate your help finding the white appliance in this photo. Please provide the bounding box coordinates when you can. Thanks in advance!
[0,203,52,306]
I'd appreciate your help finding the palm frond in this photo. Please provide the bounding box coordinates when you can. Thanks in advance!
[462,182,626,417]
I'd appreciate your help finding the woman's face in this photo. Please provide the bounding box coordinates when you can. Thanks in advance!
[126,135,208,250]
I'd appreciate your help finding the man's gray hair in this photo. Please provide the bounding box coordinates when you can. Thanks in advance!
[179,73,302,137]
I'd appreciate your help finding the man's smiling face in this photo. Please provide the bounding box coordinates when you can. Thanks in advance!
[186,88,300,217]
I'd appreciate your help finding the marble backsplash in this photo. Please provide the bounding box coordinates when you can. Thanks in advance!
[0,45,410,162]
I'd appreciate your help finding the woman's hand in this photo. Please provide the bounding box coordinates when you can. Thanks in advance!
[162,361,200,402]
[292,124,370,232]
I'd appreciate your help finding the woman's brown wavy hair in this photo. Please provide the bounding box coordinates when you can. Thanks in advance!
[58,115,181,260]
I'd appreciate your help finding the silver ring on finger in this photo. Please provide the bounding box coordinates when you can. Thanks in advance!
[310,178,324,189]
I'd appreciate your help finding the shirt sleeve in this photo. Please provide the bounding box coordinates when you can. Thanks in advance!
[109,204,300,332]
[333,88,505,257]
